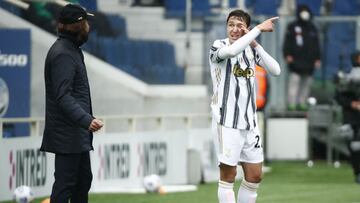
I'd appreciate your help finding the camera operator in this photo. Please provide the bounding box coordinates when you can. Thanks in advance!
[335,50,360,184]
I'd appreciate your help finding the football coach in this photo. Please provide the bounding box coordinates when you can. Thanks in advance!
[40,4,103,203]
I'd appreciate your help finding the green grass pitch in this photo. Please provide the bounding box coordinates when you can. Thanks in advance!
[3,161,360,203]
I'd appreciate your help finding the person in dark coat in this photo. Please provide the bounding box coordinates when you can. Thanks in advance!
[40,4,103,202]
[335,51,360,184]
[283,4,321,111]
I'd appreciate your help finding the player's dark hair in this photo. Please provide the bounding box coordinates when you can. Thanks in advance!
[226,9,251,27]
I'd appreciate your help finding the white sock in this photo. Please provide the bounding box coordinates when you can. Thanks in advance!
[237,179,259,203]
[218,180,236,203]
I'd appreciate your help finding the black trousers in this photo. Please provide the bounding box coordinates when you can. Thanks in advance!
[349,125,360,176]
[50,151,92,203]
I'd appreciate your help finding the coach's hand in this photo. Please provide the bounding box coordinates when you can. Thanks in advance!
[256,16,279,32]
[89,118,104,132]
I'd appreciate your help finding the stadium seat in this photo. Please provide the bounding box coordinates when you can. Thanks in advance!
[78,0,97,11]
[324,22,356,79]
[0,1,21,16]
[165,0,212,18]
[296,0,322,16]
[245,0,281,16]
[229,0,238,8]
[105,14,128,39]
[331,0,360,15]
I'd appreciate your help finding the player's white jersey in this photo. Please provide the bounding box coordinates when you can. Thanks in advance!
[209,38,261,130]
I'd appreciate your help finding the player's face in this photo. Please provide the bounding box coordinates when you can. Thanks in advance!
[227,16,247,44]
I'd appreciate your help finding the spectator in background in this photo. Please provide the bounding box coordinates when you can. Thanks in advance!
[283,4,321,111]
[40,4,103,202]
[335,51,360,184]
[245,0,281,16]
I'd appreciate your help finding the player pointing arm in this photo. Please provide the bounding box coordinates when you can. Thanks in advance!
[209,10,281,203]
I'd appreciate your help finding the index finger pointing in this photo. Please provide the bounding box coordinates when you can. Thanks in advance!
[269,16,279,22]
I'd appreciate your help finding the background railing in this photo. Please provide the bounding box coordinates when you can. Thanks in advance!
[0,113,212,138]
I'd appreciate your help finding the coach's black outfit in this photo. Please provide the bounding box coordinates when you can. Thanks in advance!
[40,6,95,203]
[335,75,360,184]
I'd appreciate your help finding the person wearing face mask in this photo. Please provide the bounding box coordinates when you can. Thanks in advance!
[283,4,321,111]
[209,9,280,203]
[40,4,104,202]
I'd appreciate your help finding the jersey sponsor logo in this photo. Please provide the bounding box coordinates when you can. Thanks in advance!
[233,64,254,78]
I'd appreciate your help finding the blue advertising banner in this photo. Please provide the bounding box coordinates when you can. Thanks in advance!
[0,29,31,137]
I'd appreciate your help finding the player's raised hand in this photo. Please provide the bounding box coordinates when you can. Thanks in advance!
[256,16,279,32]
[240,21,250,34]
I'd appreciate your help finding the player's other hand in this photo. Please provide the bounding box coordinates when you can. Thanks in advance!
[89,118,104,132]
[256,17,279,32]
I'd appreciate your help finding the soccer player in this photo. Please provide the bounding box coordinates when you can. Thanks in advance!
[209,10,280,203]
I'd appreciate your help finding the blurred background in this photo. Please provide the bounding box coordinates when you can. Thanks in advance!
[1,0,360,202]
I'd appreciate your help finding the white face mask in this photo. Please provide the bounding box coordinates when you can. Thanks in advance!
[300,11,310,21]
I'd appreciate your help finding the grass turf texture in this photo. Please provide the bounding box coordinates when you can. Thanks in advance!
[3,161,360,203]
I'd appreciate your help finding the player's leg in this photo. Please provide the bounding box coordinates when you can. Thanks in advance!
[298,75,313,110]
[218,164,237,203]
[287,72,300,110]
[212,120,243,203]
[237,162,262,203]
[237,128,264,203]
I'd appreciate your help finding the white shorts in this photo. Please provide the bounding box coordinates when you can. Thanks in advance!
[212,119,264,166]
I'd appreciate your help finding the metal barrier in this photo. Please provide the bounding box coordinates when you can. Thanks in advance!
[308,104,349,165]
[0,113,212,138]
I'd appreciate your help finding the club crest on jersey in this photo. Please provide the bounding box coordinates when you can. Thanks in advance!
[233,64,254,78]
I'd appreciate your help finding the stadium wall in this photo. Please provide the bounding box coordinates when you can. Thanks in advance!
[0,127,219,201]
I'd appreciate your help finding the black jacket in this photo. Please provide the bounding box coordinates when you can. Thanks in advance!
[283,6,320,75]
[41,32,94,154]
[335,68,360,127]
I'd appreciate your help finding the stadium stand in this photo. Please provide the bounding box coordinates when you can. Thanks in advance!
[245,0,281,16]
[296,0,322,16]
[324,0,360,79]
[0,0,184,84]
[0,0,21,16]
[164,0,211,18]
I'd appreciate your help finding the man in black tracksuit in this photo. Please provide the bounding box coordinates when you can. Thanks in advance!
[40,4,103,202]
[335,51,360,184]
[283,4,321,111]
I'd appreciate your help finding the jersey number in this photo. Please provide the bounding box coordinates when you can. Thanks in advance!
[254,135,261,148]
